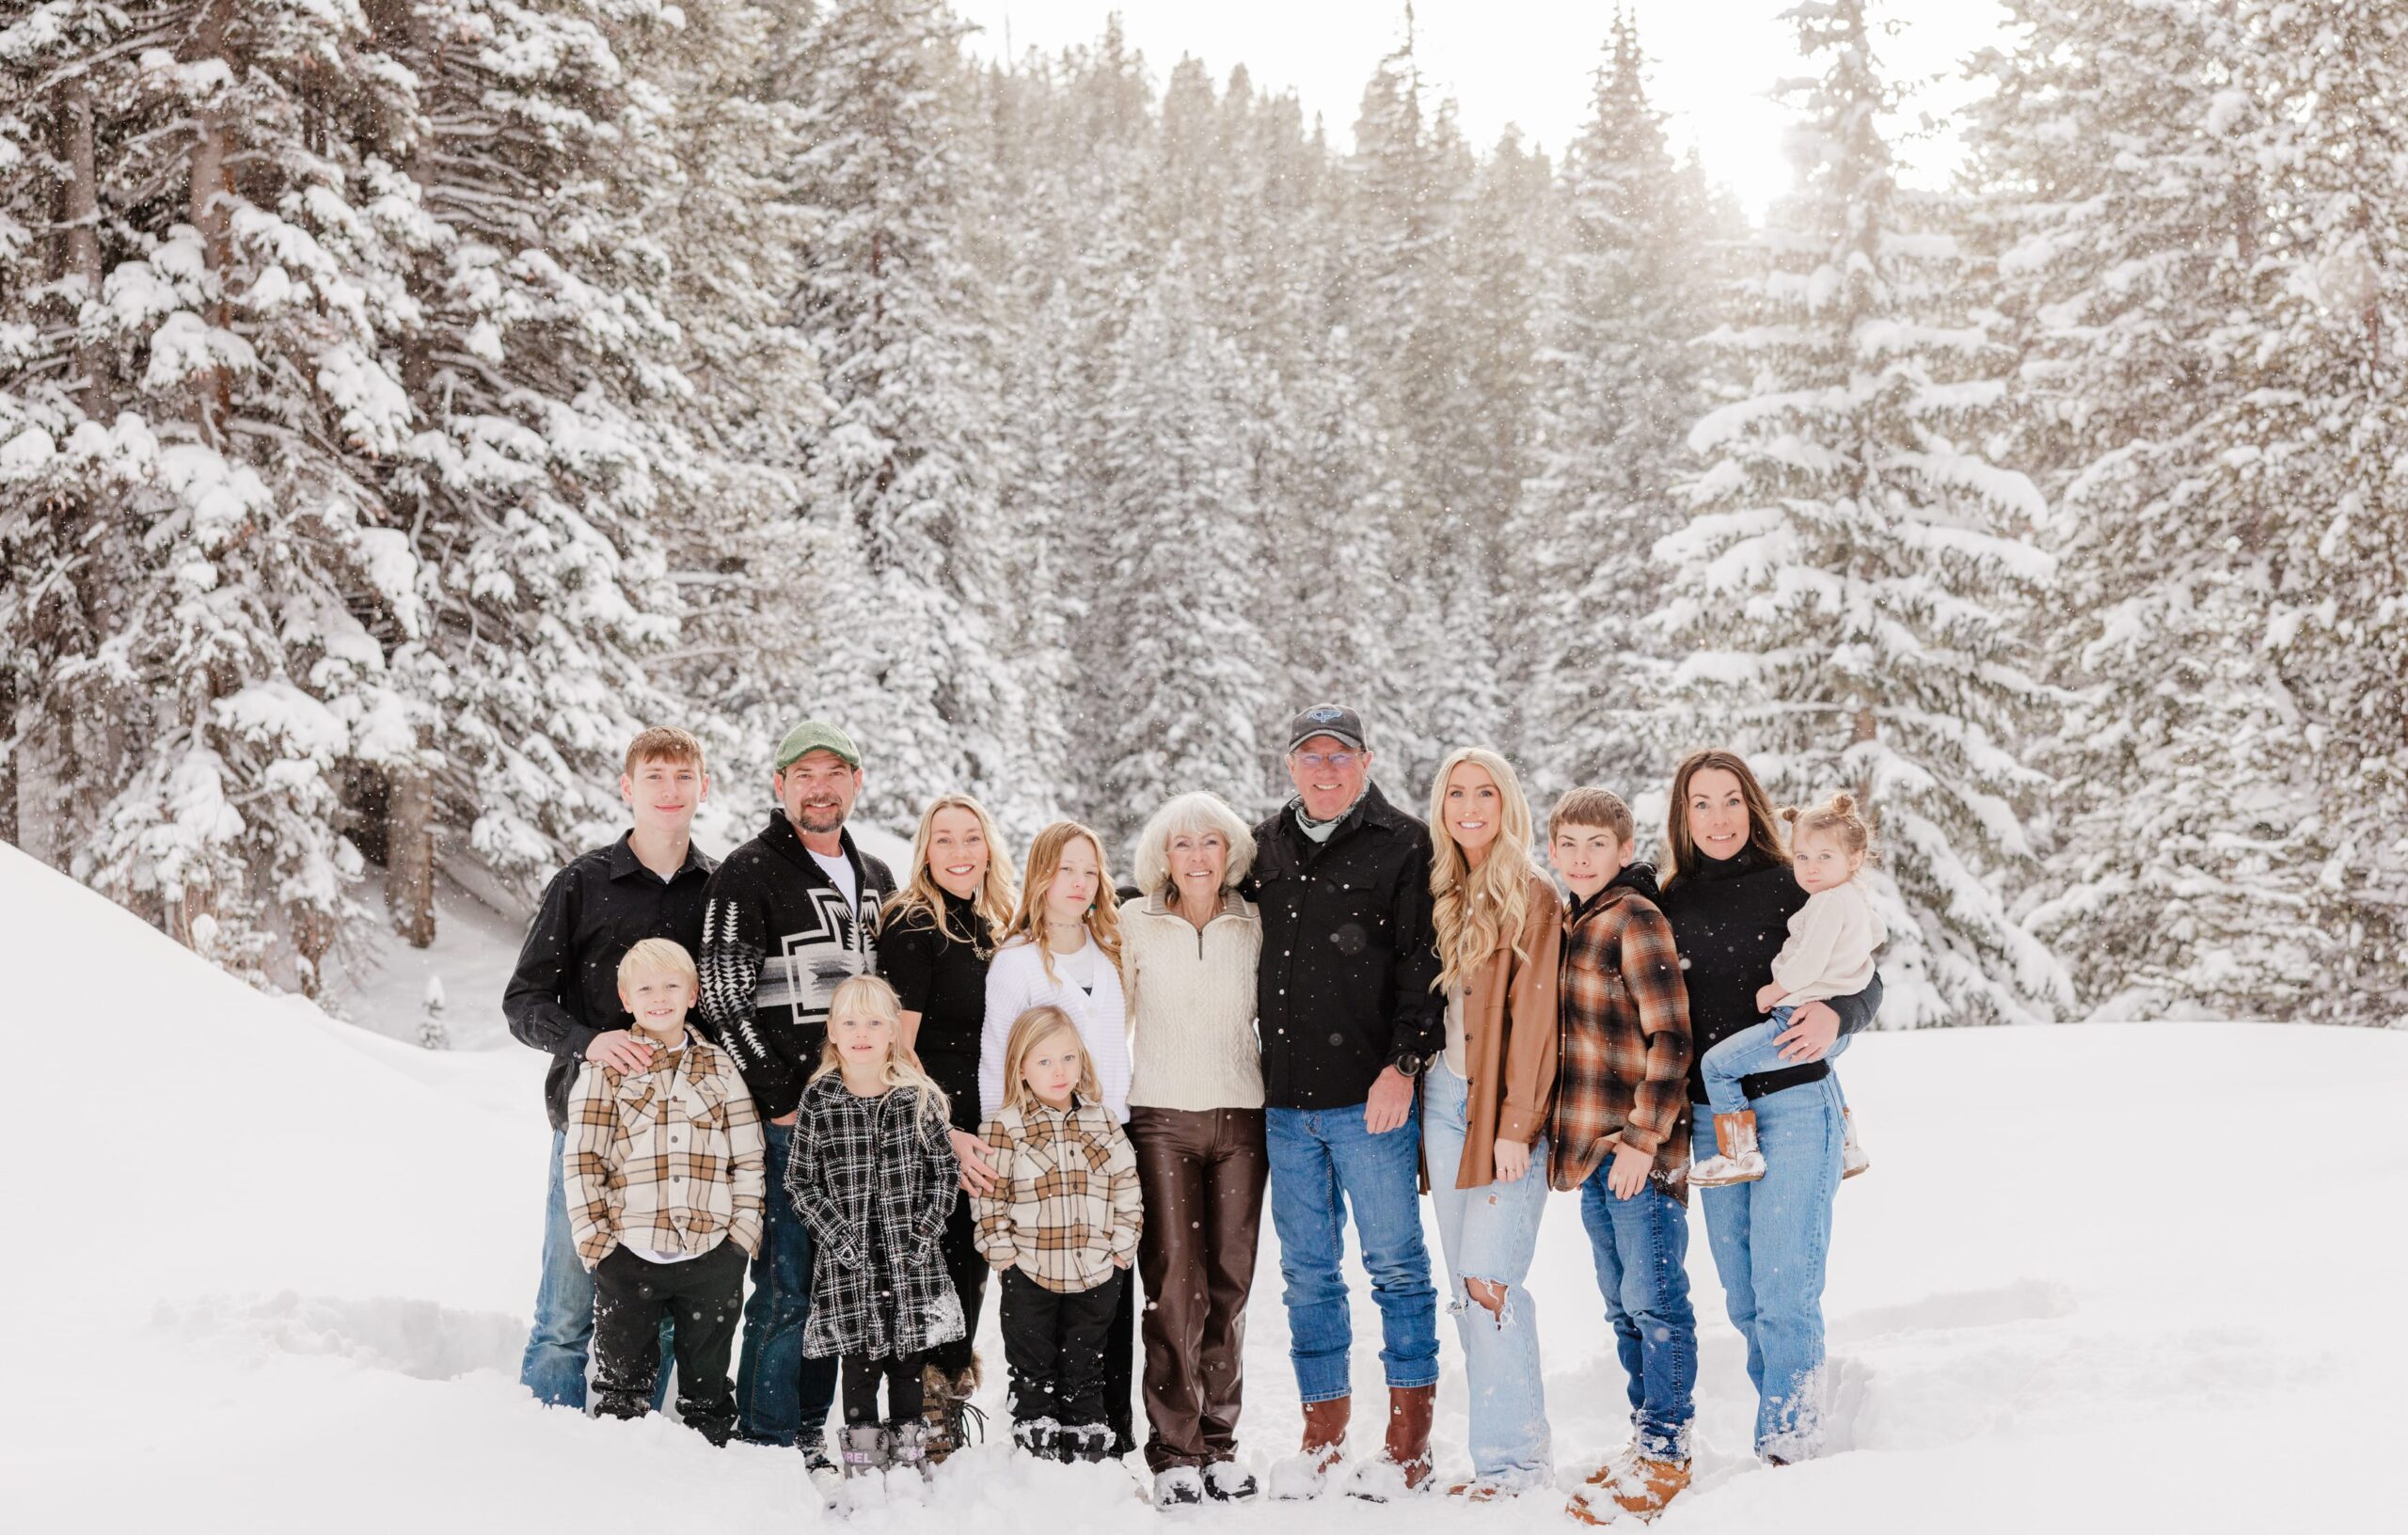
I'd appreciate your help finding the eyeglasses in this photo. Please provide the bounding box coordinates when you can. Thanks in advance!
[1293,752,1362,771]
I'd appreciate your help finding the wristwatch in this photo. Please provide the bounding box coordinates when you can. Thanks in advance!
[1388,1050,1430,1078]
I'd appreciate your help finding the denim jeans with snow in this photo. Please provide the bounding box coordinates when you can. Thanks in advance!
[1419,1061,1551,1482]
[1692,1076,1845,1459]
[519,1129,670,1412]
[734,1119,840,1447]
[1576,1157,1696,1463]
[1699,1006,1853,1118]
[1262,1100,1438,1404]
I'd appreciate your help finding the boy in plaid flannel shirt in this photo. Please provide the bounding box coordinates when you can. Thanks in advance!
[565,939,766,1444]
[1541,790,1700,1527]
[974,1005,1143,1464]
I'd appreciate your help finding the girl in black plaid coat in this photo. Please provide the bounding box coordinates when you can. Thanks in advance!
[788,975,964,1503]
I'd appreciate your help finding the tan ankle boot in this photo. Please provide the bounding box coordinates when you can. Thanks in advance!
[1567,1454,1691,1524]
[1842,1107,1870,1179]
[1689,1109,1766,1187]
[1268,1396,1350,1498]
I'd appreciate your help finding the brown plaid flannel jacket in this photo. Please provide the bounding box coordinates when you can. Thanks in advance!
[972,1096,1143,1294]
[1547,881,1694,1199]
[564,1030,767,1269]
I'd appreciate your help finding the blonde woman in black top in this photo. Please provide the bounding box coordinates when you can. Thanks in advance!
[879,793,1018,1461]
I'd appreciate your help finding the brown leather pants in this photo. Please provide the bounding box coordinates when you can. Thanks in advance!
[1128,1105,1269,1473]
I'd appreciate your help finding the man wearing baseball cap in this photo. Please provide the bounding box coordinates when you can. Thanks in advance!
[697,718,896,1461]
[1249,705,1445,1500]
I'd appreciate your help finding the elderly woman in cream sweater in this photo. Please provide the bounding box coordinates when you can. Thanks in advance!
[1119,791,1269,1510]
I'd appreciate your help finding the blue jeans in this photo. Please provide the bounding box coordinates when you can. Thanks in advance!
[1420,1062,1551,1481]
[1263,1101,1439,1404]
[1576,1160,1697,1462]
[1700,1007,1852,1117]
[1691,1077,1845,1459]
[735,1119,840,1446]
[519,1130,670,1411]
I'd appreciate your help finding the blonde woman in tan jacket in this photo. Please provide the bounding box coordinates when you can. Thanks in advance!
[1420,746,1563,1499]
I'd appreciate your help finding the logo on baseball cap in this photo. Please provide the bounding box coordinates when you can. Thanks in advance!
[1286,704,1367,753]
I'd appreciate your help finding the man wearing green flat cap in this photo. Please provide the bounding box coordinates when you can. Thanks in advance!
[697,717,896,1458]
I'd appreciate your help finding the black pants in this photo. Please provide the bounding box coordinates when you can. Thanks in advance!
[999,1267,1125,1431]
[929,1193,988,1376]
[1105,1258,1136,1455]
[841,1350,928,1425]
[592,1242,747,1444]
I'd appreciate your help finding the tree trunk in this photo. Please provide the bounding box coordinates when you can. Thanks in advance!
[57,75,105,415]
[0,666,17,847]
[386,747,437,948]
[185,0,237,442]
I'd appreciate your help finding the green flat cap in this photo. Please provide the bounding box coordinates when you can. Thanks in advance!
[773,718,862,771]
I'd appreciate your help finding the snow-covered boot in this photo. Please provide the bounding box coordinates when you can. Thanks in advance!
[1340,1385,1434,1501]
[1566,1454,1691,1525]
[920,1356,983,1463]
[1268,1395,1350,1499]
[1841,1108,1870,1179]
[888,1420,935,1484]
[1062,1421,1113,1464]
[1152,1466,1206,1509]
[839,1423,891,1481]
[1688,1110,1766,1187]
[801,1432,848,1511]
[1202,1461,1259,1502]
[1010,1417,1058,1462]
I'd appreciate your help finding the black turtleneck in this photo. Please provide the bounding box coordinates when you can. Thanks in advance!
[1656,844,1880,1103]
[879,887,995,1132]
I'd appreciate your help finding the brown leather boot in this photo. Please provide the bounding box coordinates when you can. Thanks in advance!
[1566,1453,1691,1525]
[1268,1396,1351,1499]
[1342,1384,1434,1500]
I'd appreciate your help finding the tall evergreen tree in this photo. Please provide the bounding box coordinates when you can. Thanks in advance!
[1659,0,2071,1026]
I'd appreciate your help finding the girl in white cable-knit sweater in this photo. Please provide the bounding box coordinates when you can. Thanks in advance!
[1688,792,1883,1188]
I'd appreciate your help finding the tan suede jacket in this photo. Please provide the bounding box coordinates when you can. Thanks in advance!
[1441,871,1564,1189]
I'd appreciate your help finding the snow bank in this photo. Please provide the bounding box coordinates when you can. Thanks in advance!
[3,842,2401,1531]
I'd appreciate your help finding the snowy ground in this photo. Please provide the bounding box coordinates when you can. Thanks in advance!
[7,838,2403,1533]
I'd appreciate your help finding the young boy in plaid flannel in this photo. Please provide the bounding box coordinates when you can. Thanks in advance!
[1542,790,1699,1526]
[565,939,765,1444]
[974,1005,1144,1464]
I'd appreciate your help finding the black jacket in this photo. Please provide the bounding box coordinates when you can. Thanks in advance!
[503,832,719,1131]
[696,812,896,1119]
[879,890,994,1134]
[1248,782,1443,1110]
[1656,843,1881,1103]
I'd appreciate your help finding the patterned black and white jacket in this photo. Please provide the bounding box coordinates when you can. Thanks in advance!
[786,1073,964,1360]
[696,812,895,1119]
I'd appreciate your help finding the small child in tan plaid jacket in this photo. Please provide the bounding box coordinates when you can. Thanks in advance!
[563,939,765,1445]
[974,1005,1143,1464]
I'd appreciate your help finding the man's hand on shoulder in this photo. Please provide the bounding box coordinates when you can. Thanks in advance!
[585,1029,654,1073]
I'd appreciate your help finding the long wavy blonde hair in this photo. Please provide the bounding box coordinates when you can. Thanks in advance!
[882,793,1019,956]
[998,820,1125,984]
[810,974,951,1130]
[1428,746,1538,992]
[997,1005,1103,1115]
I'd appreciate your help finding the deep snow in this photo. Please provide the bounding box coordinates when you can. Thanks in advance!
[4,839,2402,1532]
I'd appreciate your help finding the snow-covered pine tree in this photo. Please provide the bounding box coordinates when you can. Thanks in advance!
[5,1,430,991]
[2202,0,2408,1021]
[1510,8,1712,803]
[364,1,696,911]
[783,0,1024,831]
[1965,0,2328,1020]
[1087,253,1268,846]
[1657,0,2071,1026]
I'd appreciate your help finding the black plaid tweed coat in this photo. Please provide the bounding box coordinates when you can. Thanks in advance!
[786,1073,964,1359]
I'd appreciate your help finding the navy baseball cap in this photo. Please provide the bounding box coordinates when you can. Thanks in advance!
[1286,704,1367,753]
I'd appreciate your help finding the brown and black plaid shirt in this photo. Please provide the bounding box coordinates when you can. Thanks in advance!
[972,1096,1143,1294]
[1548,879,1694,1198]
[564,1030,767,1269]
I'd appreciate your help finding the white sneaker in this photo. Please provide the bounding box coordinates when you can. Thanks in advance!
[1153,1466,1206,1509]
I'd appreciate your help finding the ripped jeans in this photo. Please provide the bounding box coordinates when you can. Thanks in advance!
[1420,1060,1551,1482]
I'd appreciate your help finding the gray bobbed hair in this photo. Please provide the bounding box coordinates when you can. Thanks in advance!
[1132,791,1257,897]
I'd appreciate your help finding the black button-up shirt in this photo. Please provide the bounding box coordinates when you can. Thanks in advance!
[504,831,719,1130]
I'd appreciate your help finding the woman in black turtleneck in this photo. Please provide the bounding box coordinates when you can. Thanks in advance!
[1655,750,1880,1466]
[879,794,1018,1462]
